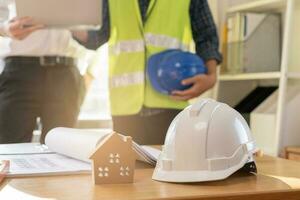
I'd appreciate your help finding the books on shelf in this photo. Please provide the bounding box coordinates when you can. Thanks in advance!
[0,128,160,177]
[225,12,281,74]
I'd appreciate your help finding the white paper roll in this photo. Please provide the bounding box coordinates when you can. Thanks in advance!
[45,128,112,163]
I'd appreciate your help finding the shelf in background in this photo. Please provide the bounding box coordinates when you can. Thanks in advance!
[227,0,287,13]
[219,72,281,81]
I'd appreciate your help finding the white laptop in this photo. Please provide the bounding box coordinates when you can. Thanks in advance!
[15,0,102,29]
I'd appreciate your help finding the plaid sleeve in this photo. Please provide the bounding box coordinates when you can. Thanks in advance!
[190,0,222,64]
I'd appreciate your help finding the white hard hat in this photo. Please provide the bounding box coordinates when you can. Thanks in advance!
[152,99,257,183]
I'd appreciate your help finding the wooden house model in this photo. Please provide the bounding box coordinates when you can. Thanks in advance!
[89,132,136,184]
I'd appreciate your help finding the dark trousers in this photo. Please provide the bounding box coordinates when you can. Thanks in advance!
[112,109,181,145]
[0,59,85,144]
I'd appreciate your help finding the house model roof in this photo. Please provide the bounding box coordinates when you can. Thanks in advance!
[89,132,134,159]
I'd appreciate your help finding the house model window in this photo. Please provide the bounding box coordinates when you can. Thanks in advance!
[89,132,137,184]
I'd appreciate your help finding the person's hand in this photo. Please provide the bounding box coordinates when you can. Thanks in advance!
[4,17,45,40]
[83,72,94,91]
[171,59,218,101]
[72,30,88,43]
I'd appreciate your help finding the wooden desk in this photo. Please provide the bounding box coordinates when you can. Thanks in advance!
[1,156,300,200]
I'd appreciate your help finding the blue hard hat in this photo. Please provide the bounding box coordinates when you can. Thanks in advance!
[147,49,207,95]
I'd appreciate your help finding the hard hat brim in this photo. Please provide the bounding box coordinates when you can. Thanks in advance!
[152,153,256,183]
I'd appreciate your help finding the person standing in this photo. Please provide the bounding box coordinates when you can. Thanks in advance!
[79,0,222,145]
[0,0,95,143]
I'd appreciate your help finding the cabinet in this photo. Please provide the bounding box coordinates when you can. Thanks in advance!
[213,0,300,156]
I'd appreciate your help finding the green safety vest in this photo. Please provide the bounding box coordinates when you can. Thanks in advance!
[108,0,193,115]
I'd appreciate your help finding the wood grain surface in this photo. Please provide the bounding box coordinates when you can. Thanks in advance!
[0,156,300,200]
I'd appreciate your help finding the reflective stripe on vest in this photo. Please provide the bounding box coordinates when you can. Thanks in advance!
[110,40,145,55]
[109,33,189,55]
[110,72,144,88]
[145,33,189,51]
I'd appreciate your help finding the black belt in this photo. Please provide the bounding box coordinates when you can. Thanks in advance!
[4,56,77,67]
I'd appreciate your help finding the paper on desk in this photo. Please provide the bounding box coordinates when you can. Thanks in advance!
[0,154,90,177]
[134,143,161,166]
[45,128,161,166]
[0,143,53,155]
[0,141,91,177]
[142,145,161,160]
[45,128,112,163]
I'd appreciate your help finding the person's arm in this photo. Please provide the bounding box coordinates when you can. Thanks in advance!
[4,17,44,40]
[66,34,97,73]
[191,0,222,64]
[87,0,110,48]
[171,0,222,101]
[0,1,44,39]
[72,0,110,50]
[65,31,98,91]
[70,0,110,89]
